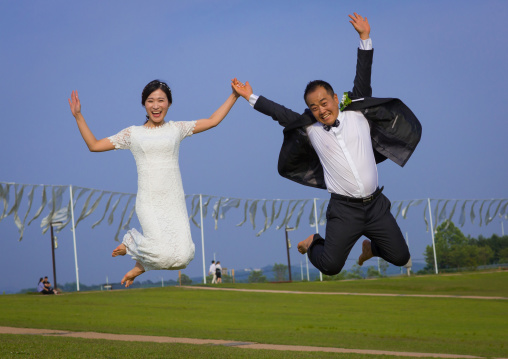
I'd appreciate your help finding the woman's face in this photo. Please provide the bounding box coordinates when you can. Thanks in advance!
[144,89,171,124]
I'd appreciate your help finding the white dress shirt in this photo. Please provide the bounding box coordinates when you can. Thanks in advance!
[209,263,216,274]
[249,39,376,197]
[306,111,377,197]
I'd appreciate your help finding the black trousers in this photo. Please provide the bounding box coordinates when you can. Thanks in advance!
[307,190,410,275]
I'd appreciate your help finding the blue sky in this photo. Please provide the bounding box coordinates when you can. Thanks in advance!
[1,0,507,293]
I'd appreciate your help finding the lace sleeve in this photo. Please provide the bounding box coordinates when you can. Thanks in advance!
[108,126,132,150]
[174,121,196,141]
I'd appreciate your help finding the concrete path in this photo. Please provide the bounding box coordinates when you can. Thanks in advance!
[180,286,508,300]
[1,326,506,359]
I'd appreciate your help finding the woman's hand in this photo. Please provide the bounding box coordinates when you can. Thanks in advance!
[68,90,81,117]
[231,78,253,101]
[67,89,115,152]
[193,84,239,134]
[231,81,241,98]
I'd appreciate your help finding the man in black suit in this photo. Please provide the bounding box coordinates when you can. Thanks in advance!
[232,13,421,276]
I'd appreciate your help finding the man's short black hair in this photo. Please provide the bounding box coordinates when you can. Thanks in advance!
[304,80,335,103]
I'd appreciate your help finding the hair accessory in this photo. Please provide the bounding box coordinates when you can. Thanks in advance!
[159,81,171,92]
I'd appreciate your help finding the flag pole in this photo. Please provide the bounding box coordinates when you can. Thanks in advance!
[427,198,438,274]
[200,194,206,284]
[69,185,80,291]
[313,198,322,282]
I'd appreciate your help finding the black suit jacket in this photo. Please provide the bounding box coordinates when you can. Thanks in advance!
[253,49,422,190]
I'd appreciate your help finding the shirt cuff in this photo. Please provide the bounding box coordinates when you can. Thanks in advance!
[359,38,372,50]
[249,94,259,107]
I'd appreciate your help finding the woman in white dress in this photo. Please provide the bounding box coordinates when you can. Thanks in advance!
[68,79,239,287]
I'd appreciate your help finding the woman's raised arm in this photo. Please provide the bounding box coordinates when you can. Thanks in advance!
[192,85,240,134]
[68,90,115,152]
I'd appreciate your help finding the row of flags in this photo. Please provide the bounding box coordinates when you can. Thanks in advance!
[1,182,506,242]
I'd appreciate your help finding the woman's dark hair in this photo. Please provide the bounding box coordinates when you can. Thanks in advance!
[142,79,172,124]
[142,79,172,105]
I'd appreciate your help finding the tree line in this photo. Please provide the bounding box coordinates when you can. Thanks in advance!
[248,220,507,282]
[421,220,508,273]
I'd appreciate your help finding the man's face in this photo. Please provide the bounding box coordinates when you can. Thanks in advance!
[305,86,340,126]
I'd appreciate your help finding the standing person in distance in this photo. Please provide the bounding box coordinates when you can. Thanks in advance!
[209,260,217,284]
[215,260,223,284]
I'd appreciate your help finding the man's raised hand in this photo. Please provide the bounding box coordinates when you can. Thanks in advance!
[349,12,370,40]
[231,78,253,101]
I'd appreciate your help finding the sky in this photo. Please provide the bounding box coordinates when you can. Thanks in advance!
[0,0,507,294]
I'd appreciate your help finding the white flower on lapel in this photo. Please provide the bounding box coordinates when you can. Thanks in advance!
[339,92,352,111]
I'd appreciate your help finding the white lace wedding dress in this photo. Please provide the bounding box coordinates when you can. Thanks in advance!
[108,121,196,271]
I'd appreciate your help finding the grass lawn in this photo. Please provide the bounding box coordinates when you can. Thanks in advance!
[1,271,506,358]
[0,334,428,359]
[214,270,508,297]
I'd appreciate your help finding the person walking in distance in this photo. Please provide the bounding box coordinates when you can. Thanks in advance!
[209,260,217,284]
[215,261,223,284]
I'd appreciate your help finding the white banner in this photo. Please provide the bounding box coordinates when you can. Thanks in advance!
[0,181,506,241]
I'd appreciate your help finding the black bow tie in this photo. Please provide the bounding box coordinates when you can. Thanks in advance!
[323,119,340,131]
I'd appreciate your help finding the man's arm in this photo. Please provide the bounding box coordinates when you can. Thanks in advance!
[231,13,373,126]
[349,13,373,98]
[350,47,373,98]
[231,79,308,129]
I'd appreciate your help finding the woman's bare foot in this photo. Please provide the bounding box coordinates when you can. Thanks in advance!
[358,239,373,266]
[121,262,145,288]
[298,234,314,254]
[112,243,127,257]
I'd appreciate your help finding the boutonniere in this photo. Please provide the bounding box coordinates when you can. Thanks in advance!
[339,92,351,111]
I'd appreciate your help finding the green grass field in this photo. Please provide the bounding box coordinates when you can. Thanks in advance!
[0,334,423,359]
[1,271,507,358]
[206,270,508,297]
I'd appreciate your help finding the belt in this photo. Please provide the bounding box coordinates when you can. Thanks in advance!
[331,186,384,203]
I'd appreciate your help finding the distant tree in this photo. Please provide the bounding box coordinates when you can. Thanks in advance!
[248,270,267,283]
[424,220,494,271]
[499,247,508,264]
[477,246,495,266]
[180,274,192,285]
[272,263,288,281]
[471,234,508,264]
[133,279,157,288]
[345,264,363,279]
[323,271,347,281]
[379,259,389,276]
[221,274,233,284]
[366,266,381,278]
[424,220,467,271]
[57,282,87,292]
